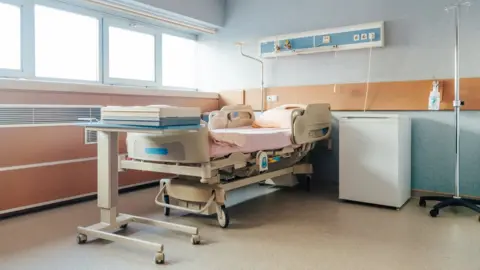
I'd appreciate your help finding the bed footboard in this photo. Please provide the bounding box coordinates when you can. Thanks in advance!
[126,126,211,163]
[291,103,332,145]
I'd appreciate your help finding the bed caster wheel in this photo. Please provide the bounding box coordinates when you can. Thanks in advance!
[191,235,201,245]
[430,208,439,218]
[76,234,87,245]
[477,216,480,222]
[419,199,426,207]
[154,252,165,265]
[120,224,128,229]
[216,205,230,229]
[163,195,170,216]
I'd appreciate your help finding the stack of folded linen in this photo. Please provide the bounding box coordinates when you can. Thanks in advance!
[100,105,201,127]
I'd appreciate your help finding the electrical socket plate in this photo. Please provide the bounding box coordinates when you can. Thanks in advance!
[322,35,331,44]
[267,95,278,102]
[353,34,360,41]
[361,33,368,40]
[368,32,376,40]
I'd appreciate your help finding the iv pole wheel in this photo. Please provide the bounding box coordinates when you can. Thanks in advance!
[429,208,439,218]
[419,199,426,207]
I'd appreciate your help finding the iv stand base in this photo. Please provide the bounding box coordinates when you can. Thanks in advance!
[419,196,480,221]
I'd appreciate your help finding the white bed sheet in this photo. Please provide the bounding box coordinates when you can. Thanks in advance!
[209,127,293,157]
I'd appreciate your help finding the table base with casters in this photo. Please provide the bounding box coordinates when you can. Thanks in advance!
[76,125,202,265]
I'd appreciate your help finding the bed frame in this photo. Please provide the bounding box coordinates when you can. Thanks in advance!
[122,103,332,228]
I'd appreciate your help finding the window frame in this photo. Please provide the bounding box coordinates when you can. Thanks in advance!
[102,17,160,88]
[32,0,103,84]
[0,0,30,78]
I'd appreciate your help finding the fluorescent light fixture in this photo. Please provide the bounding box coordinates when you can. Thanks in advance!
[85,0,217,34]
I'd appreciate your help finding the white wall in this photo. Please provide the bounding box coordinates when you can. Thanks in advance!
[195,0,480,196]
[197,0,480,91]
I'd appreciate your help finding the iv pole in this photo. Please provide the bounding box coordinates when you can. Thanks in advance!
[452,2,463,200]
[419,1,480,219]
[236,42,265,112]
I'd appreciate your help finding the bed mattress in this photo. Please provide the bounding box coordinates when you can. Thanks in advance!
[209,127,293,157]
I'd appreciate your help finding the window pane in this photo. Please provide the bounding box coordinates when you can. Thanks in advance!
[0,3,21,70]
[108,27,155,81]
[162,34,196,88]
[35,5,99,81]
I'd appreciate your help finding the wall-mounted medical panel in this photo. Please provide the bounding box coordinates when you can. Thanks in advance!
[259,21,384,58]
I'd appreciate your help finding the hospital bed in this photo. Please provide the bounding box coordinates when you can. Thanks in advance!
[76,103,331,264]
[124,103,332,227]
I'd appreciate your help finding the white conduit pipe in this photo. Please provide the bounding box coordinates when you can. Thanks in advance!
[236,43,265,112]
[363,45,374,112]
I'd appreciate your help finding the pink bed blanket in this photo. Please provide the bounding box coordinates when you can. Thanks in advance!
[209,126,293,157]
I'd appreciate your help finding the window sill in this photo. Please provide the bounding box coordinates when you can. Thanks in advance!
[0,78,218,99]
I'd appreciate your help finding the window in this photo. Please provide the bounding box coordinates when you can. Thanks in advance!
[0,0,199,90]
[162,34,197,89]
[0,2,21,70]
[107,26,155,82]
[34,5,99,81]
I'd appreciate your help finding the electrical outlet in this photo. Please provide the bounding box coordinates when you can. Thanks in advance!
[361,33,368,40]
[353,34,360,41]
[267,95,278,102]
[322,35,331,44]
[368,32,376,40]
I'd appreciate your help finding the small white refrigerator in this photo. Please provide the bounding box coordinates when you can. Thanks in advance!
[339,114,411,208]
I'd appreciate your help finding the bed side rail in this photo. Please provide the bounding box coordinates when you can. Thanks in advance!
[209,105,255,129]
[291,103,332,145]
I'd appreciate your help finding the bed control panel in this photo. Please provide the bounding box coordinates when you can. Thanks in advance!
[308,127,329,138]
[257,151,269,172]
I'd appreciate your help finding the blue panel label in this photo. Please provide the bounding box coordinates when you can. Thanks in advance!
[145,148,169,155]
[261,157,268,168]
[261,41,275,54]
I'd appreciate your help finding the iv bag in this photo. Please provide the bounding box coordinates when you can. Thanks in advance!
[428,81,440,111]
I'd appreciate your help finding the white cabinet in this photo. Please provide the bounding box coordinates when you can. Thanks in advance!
[339,114,411,208]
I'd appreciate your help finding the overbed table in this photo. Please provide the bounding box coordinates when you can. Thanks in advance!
[76,123,202,265]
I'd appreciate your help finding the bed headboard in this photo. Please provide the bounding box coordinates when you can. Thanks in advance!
[208,105,255,129]
[291,103,332,144]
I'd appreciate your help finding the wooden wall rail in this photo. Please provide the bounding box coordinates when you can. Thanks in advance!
[219,78,480,111]
[0,88,219,212]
